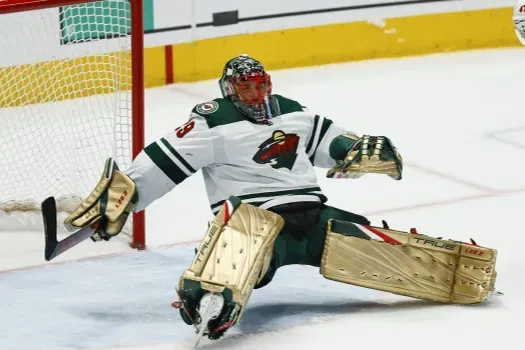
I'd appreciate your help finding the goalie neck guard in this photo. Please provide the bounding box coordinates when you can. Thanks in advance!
[219,54,276,123]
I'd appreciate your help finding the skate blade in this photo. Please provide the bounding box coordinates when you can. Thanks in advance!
[194,292,225,348]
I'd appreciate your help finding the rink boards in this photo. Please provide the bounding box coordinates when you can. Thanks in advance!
[0,0,520,107]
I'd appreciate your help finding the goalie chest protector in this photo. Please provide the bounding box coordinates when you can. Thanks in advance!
[128,94,351,213]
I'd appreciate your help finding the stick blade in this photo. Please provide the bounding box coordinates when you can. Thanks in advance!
[41,196,58,261]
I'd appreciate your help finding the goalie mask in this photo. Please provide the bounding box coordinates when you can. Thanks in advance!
[514,0,525,45]
[219,54,274,123]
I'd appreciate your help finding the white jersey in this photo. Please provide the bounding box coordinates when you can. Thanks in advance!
[126,94,355,214]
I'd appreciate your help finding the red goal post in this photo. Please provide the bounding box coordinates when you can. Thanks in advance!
[0,0,146,249]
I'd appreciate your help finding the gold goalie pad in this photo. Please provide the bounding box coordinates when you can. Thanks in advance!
[320,220,498,304]
[178,197,284,319]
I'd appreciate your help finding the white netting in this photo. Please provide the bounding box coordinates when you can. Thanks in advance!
[0,0,134,232]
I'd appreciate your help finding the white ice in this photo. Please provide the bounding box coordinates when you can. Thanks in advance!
[1,47,524,350]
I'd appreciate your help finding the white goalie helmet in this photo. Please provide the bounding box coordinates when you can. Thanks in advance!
[514,0,525,45]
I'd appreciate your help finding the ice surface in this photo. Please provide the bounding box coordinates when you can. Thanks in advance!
[1,47,524,349]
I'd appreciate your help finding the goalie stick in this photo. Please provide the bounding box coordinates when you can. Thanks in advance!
[42,196,97,261]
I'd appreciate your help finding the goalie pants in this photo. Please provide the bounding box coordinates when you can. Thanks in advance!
[255,201,370,289]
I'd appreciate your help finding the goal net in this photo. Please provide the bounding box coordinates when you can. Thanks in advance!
[0,0,145,248]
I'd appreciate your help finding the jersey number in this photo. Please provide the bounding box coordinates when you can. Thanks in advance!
[176,119,195,138]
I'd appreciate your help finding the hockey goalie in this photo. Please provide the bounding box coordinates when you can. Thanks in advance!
[63,54,499,344]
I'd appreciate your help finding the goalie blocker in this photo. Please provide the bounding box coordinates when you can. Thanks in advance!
[63,158,138,241]
[175,198,498,340]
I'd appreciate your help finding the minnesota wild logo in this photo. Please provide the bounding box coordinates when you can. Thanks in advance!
[252,130,299,170]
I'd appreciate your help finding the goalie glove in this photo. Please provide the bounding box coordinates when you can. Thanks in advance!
[327,135,403,180]
[64,158,138,242]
